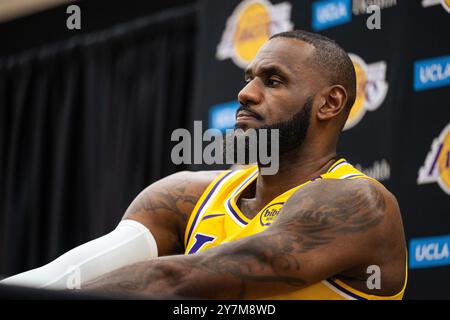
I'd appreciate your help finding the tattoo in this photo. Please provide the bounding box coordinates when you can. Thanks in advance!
[130,178,199,223]
[274,179,386,253]
[125,172,218,254]
[86,179,387,299]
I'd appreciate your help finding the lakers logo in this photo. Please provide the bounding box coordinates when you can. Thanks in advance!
[216,0,293,69]
[421,0,450,13]
[260,202,283,226]
[418,123,450,195]
[344,54,389,130]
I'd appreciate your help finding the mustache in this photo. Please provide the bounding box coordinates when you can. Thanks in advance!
[236,105,264,121]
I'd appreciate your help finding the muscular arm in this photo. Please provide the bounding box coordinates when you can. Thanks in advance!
[84,178,406,299]
[0,170,221,289]
[122,170,223,256]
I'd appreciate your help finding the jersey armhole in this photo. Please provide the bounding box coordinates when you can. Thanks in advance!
[184,170,233,248]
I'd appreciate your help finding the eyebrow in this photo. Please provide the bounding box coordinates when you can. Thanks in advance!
[244,64,291,80]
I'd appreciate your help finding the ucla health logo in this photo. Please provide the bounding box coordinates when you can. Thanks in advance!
[418,124,450,195]
[216,0,293,69]
[409,235,450,269]
[414,55,450,91]
[422,0,450,13]
[312,0,351,31]
[344,54,388,130]
[312,0,398,30]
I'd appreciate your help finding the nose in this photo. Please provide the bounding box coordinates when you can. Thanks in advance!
[238,79,262,107]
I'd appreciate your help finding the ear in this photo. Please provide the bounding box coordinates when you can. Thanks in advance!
[317,85,348,121]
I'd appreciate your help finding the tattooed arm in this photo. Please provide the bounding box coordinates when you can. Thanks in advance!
[0,170,221,289]
[84,178,406,299]
[122,170,223,256]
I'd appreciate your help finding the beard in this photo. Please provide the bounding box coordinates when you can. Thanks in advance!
[224,96,313,165]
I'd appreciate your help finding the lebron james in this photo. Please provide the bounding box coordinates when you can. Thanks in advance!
[1,30,407,300]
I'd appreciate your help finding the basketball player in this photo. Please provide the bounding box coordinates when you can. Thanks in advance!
[1,30,407,300]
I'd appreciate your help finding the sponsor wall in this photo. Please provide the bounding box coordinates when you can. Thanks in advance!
[190,0,450,298]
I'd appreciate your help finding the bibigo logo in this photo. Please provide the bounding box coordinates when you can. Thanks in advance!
[417,123,450,195]
[344,54,389,130]
[260,202,283,226]
[216,0,293,69]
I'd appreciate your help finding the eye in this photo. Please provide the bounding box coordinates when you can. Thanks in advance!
[265,78,282,87]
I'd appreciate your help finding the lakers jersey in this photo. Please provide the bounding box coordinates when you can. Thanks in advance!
[184,158,407,300]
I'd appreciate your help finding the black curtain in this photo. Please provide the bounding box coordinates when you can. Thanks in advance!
[0,6,196,276]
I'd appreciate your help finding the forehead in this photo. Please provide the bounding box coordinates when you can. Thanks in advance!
[246,37,316,75]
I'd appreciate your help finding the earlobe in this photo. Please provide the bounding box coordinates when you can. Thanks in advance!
[317,86,347,121]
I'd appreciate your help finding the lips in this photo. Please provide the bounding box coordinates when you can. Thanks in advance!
[236,110,261,120]
[236,114,257,120]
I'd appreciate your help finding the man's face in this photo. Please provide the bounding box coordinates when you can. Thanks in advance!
[236,37,319,130]
[234,38,321,156]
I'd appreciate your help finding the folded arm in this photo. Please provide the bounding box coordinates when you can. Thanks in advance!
[84,178,400,299]
[0,170,219,289]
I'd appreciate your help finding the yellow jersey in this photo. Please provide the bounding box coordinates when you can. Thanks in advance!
[184,158,407,300]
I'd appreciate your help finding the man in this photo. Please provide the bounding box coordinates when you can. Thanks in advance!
[1,30,407,300]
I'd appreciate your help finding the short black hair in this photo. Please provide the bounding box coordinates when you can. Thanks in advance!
[270,30,356,111]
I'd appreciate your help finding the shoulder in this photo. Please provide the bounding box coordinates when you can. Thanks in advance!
[279,177,404,245]
[127,170,227,213]
[273,178,406,293]
[161,170,227,192]
[170,169,226,183]
[122,170,227,255]
[286,177,399,215]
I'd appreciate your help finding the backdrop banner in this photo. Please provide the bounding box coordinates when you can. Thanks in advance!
[191,0,450,299]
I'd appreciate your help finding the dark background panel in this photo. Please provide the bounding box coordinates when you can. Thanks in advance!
[192,0,450,299]
[0,1,197,275]
[0,0,196,57]
[0,0,449,299]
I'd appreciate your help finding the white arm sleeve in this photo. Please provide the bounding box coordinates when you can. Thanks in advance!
[0,219,158,290]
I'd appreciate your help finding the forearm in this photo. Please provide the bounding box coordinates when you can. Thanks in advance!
[82,257,184,298]
[82,254,245,299]
[1,220,157,289]
[81,244,326,300]
[82,234,299,299]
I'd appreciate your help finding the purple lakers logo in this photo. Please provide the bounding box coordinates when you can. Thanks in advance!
[260,202,283,226]
[418,123,450,195]
[344,53,388,130]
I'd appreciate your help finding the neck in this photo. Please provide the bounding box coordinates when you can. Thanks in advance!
[253,144,337,204]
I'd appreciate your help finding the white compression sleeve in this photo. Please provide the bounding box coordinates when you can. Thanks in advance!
[0,219,158,290]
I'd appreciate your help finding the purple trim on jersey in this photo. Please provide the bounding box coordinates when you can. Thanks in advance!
[225,170,258,226]
[202,214,225,221]
[328,159,347,172]
[344,174,364,179]
[186,171,233,246]
[326,278,367,300]
[226,199,248,226]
